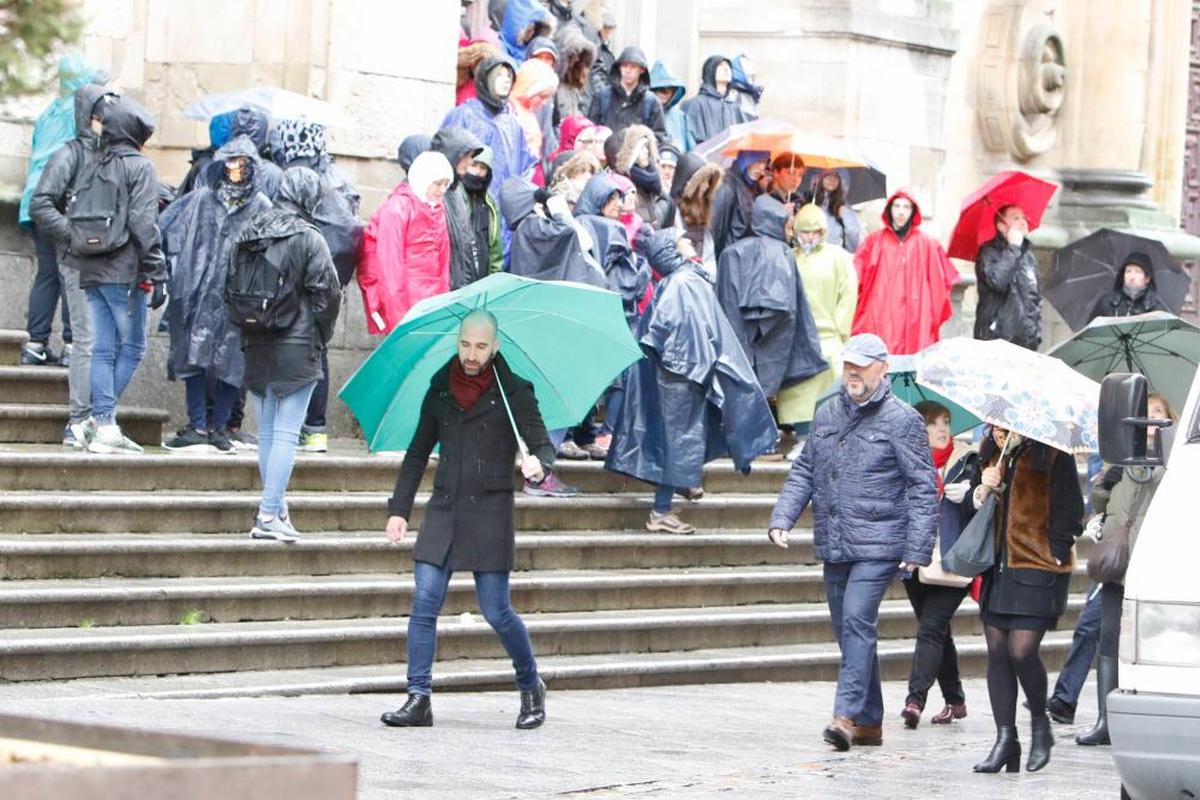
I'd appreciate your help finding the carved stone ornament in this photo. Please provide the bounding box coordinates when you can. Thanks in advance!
[977,3,1068,161]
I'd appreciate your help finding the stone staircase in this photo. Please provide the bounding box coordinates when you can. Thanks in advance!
[0,331,168,446]
[0,328,1089,698]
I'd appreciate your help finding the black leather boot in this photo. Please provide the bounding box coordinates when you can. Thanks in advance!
[1076,655,1118,746]
[515,677,546,729]
[380,693,432,727]
[1027,713,1054,772]
[973,725,1021,773]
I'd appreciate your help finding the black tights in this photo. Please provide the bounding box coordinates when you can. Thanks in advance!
[984,624,1047,727]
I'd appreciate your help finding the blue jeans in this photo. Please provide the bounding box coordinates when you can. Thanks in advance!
[86,283,147,425]
[406,560,538,696]
[186,373,240,432]
[824,559,897,727]
[248,382,316,519]
[653,484,676,513]
[1051,583,1102,707]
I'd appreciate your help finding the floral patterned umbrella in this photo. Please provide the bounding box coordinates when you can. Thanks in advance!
[916,337,1101,454]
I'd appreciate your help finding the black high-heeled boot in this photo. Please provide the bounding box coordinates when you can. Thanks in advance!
[973,725,1021,773]
[380,693,433,727]
[1027,713,1054,772]
[1076,655,1117,746]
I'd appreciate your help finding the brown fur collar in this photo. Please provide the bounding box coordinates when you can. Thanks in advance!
[676,162,723,227]
[615,124,658,175]
[458,42,499,87]
[990,447,1074,574]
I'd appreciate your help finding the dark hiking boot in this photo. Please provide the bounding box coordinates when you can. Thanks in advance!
[381,694,432,727]
[515,678,546,729]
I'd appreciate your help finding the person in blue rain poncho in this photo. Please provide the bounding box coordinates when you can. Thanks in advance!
[606,228,778,535]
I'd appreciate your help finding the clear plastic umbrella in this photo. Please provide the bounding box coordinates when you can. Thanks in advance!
[183,87,351,128]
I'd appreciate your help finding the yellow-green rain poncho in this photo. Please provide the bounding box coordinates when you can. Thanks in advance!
[776,203,859,426]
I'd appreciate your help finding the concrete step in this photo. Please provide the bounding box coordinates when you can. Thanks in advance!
[36,635,1076,700]
[0,556,1091,629]
[0,365,68,405]
[0,530,811,579]
[0,566,827,627]
[0,404,167,446]
[0,330,29,365]
[0,445,791,495]
[0,490,790,534]
[0,599,1083,683]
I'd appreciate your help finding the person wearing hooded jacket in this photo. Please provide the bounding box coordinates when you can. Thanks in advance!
[974,205,1042,351]
[586,46,667,142]
[553,21,596,122]
[358,151,454,336]
[159,136,274,454]
[510,58,560,176]
[432,128,503,290]
[716,194,829,399]
[499,0,555,62]
[397,134,433,174]
[574,172,650,327]
[19,55,110,372]
[853,190,960,355]
[272,118,364,454]
[729,54,764,119]
[235,167,341,542]
[26,82,115,448]
[710,150,771,259]
[776,204,858,439]
[1088,251,1170,321]
[199,106,284,201]
[32,94,166,456]
[606,227,777,534]
[664,152,724,279]
[681,55,749,145]
[442,56,537,241]
[649,60,695,154]
[612,124,672,229]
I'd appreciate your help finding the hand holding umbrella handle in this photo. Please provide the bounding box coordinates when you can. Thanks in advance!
[493,363,542,481]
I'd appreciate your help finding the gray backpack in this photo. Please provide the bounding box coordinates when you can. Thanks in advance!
[64,142,131,256]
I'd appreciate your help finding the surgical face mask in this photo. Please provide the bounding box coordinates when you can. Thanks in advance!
[799,240,818,254]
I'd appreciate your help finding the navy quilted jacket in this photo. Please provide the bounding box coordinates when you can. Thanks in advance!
[769,381,939,565]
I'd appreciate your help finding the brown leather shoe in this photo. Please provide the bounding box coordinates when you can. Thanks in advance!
[930,703,968,725]
[822,716,854,751]
[901,702,922,729]
[851,722,883,746]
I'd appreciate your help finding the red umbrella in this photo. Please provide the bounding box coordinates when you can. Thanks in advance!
[947,170,1058,261]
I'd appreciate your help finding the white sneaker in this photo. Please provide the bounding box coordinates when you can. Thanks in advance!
[88,424,144,455]
[68,417,98,449]
[250,515,300,543]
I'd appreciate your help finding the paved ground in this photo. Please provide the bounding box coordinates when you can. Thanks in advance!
[0,676,1120,798]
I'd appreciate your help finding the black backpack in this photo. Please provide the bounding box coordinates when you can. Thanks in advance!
[225,236,303,333]
[64,142,132,256]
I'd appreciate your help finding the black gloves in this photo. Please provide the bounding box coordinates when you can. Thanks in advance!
[148,281,168,310]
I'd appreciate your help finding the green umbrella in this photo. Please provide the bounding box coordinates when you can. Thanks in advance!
[338,273,643,453]
[1048,311,1200,412]
[816,354,983,435]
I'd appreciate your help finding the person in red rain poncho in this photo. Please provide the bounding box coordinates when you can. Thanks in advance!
[852,189,960,355]
[358,151,453,335]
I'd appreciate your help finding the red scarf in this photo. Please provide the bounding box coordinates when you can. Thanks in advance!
[932,440,955,498]
[449,357,495,411]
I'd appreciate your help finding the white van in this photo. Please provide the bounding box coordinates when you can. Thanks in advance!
[1099,370,1200,800]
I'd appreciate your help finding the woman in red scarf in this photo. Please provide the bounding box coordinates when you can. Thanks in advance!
[899,401,981,730]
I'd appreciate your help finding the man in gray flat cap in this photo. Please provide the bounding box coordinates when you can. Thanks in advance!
[767,333,938,752]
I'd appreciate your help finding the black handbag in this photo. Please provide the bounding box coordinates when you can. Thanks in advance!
[1087,482,1152,584]
[941,494,997,578]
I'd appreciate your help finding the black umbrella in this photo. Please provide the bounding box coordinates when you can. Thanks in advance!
[803,164,888,206]
[1047,228,1191,331]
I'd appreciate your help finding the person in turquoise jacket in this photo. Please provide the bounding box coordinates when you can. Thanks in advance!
[649,60,695,154]
[17,54,110,369]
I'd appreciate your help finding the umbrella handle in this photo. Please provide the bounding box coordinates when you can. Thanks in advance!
[493,363,530,460]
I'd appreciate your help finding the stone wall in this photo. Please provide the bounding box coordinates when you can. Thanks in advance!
[0,0,459,437]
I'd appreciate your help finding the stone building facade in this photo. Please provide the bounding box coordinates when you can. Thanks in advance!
[1,0,1197,436]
